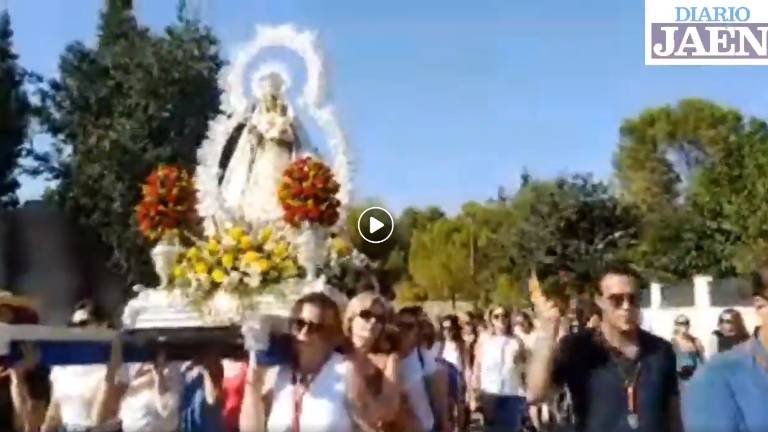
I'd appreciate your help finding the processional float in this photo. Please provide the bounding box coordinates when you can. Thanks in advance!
[1,24,369,365]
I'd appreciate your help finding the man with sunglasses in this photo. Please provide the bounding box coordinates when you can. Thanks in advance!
[682,267,768,432]
[527,262,681,432]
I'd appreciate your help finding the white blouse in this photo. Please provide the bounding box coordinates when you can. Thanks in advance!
[440,340,464,372]
[478,334,525,396]
[267,353,353,432]
[50,365,106,428]
[117,363,183,432]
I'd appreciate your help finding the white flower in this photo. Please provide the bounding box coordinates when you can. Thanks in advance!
[222,272,243,290]
[244,271,262,288]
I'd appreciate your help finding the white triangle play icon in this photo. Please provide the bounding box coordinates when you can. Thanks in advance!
[369,217,384,234]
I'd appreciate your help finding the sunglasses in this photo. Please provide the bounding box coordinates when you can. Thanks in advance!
[675,321,690,326]
[292,318,325,334]
[719,317,734,324]
[358,309,385,325]
[605,293,639,308]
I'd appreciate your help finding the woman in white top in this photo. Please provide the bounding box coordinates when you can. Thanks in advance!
[240,292,354,432]
[472,304,527,431]
[92,337,182,432]
[41,303,110,432]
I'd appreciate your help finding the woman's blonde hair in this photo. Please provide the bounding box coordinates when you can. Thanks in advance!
[343,291,393,353]
[485,304,512,335]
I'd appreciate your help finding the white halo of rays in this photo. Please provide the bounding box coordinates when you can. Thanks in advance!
[195,24,353,234]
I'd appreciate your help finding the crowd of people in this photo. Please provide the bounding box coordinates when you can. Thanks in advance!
[2,260,768,432]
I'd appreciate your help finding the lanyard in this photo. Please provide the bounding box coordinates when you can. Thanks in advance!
[291,371,317,432]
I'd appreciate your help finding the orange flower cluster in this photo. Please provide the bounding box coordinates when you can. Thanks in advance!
[136,165,197,242]
[278,157,341,227]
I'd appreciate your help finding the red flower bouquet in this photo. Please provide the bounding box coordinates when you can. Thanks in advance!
[136,165,197,242]
[278,157,341,227]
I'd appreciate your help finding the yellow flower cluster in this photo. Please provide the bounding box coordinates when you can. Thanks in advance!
[170,225,302,302]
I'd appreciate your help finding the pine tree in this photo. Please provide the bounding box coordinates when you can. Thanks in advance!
[0,10,30,209]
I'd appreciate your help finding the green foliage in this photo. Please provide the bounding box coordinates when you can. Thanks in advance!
[31,3,223,285]
[507,173,640,294]
[489,273,525,307]
[615,98,768,278]
[408,218,473,304]
[0,11,31,209]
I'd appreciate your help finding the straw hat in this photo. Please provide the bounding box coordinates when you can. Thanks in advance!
[0,290,39,324]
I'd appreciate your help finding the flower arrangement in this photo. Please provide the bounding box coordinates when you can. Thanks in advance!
[136,165,197,242]
[170,224,303,310]
[278,157,341,227]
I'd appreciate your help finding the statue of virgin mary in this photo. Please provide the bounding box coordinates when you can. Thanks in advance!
[219,73,298,224]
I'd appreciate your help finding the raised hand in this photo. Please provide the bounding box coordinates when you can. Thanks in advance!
[12,342,40,374]
[105,335,124,385]
[530,271,561,332]
[152,348,168,377]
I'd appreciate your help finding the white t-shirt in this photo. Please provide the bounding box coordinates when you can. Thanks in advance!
[440,340,464,372]
[117,362,183,432]
[478,334,525,396]
[267,353,353,432]
[50,365,106,428]
[399,348,437,431]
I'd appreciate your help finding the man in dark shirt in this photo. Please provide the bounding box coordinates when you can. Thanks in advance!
[527,262,682,432]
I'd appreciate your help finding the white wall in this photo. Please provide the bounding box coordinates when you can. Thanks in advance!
[641,276,758,359]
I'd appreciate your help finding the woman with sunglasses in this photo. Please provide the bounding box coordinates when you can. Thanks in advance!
[707,309,750,358]
[342,292,401,431]
[472,304,526,431]
[671,314,704,381]
[240,292,353,432]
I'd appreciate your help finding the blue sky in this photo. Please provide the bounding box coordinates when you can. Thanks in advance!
[7,0,768,214]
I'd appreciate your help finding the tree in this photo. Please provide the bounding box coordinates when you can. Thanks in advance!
[614,99,744,213]
[0,11,31,209]
[408,218,473,307]
[31,1,223,286]
[508,173,640,295]
[458,201,518,306]
[395,206,446,253]
[614,99,768,277]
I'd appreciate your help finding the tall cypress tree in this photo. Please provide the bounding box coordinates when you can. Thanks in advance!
[0,11,30,209]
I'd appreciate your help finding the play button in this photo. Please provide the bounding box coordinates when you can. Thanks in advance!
[357,207,394,244]
[369,217,384,234]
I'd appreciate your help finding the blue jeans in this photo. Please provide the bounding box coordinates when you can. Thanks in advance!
[481,393,527,430]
